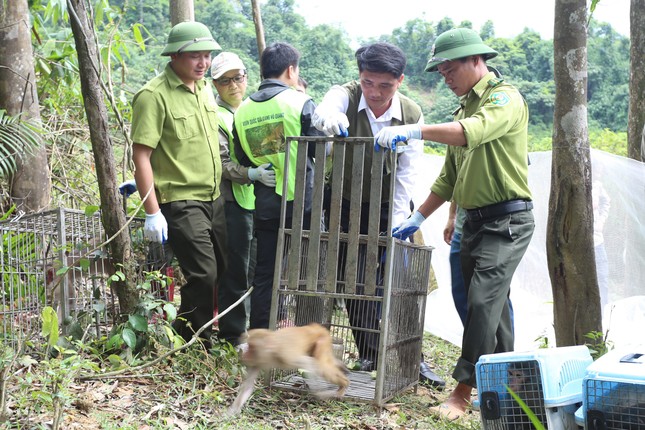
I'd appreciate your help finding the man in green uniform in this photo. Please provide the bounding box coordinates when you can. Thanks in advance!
[212,52,274,345]
[130,21,225,348]
[375,28,535,419]
[233,42,326,329]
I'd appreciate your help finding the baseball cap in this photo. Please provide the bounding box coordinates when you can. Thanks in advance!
[211,52,246,79]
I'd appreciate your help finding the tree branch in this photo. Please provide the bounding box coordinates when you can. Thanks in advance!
[78,286,254,380]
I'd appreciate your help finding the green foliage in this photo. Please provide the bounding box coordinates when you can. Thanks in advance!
[585,330,613,360]
[0,110,43,178]
[196,0,256,59]
[505,384,546,430]
[296,25,356,102]
[1,229,46,304]
[41,307,60,348]
[526,128,628,154]
[589,129,628,156]
[388,18,437,88]
[104,270,182,362]
[587,21,630,131]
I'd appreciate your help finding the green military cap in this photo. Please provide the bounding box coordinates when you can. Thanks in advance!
[161,21,221,56]
[425,28,498,72]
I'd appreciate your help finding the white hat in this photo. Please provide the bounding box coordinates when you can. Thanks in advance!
[211,52,246,79]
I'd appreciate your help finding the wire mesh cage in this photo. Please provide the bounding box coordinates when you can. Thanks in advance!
[0,207,171,347]
[475,345,593,430]
[581,349,645,430]
[268,136,433,405]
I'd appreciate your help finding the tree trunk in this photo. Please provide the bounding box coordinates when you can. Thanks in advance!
[628,0,645,162]
[548,0,602,347]
[625,0,645,294]
[251,0,266,58]
[67,0,137,316]
[0,0,51,212]
[170,0,194,26]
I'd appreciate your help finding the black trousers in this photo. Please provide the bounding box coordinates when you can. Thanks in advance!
[250,214,312,329]
[340,200,389,364]
[249,223,279,329]
[218,201,253,344]
[162,199,227,347]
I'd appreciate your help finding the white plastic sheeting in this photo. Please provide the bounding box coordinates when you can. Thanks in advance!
[418,149,645,351]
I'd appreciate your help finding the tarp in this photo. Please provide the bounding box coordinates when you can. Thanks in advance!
[419,150,645,351]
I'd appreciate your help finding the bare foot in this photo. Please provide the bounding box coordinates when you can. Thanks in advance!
[429,382,473,420]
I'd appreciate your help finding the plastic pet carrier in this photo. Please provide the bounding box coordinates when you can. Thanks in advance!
[579,348,645,429]
[475,345,593,430]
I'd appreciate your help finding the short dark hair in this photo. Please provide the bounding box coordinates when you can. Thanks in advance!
[260,42,300,79]
[297,76,308,91]
[355,42,406,78]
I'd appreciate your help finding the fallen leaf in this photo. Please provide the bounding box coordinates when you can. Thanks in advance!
[142,403,165,420]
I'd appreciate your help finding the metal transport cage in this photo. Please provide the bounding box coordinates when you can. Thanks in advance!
[0,207,171,346]
[268,136,433,405]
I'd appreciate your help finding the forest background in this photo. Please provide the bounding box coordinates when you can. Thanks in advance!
[19,0,631,212]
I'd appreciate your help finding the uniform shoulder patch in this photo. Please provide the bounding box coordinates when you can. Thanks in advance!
[489,91,510,106]
[487,77,504,87]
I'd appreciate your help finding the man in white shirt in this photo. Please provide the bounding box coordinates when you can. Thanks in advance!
[312,42,443,388]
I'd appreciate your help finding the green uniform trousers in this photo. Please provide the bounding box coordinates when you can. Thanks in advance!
[163,199,227,347]
[453,210,535,387]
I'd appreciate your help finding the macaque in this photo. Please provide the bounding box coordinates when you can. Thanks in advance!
[505,361,547,429]
[227,323,349,416]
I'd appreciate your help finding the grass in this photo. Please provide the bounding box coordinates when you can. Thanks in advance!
[2,332,483,429]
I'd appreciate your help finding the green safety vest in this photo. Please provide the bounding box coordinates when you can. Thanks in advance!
[217,106,255,210]
[234,89,309,201]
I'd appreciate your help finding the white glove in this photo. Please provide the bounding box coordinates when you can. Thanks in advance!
[144,210,168,243]
[248,163,276,187]
[118,179,137,197]
[374,124,422,152]
[312,108,349,136]
[392,210,426,240]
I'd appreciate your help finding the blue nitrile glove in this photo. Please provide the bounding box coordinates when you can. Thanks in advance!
[312,108,349,136]
[118,179,137,197]
[248,163,276,187]
[144,210,168,243]
[392,210,426,240]
[374,124,422,152]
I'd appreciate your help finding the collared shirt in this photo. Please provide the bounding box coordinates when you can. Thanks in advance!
[431,72,531,209]
[131,63,221,203]
[318,85,425,226]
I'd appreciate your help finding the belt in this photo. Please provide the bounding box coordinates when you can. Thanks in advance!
[466,199,533,222]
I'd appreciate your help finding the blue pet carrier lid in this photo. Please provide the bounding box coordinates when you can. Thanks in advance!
[475,345,593,407]
[585,348,645,381]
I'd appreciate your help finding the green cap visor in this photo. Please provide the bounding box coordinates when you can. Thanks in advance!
[162,37,221,56]
[425,45,498,72]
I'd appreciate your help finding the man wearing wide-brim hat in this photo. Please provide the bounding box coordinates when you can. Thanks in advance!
[375,27,535,420]
[129,21,227,348]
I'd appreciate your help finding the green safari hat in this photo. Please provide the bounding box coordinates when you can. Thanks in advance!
[425,28,498,72]
[161,21,221,56]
